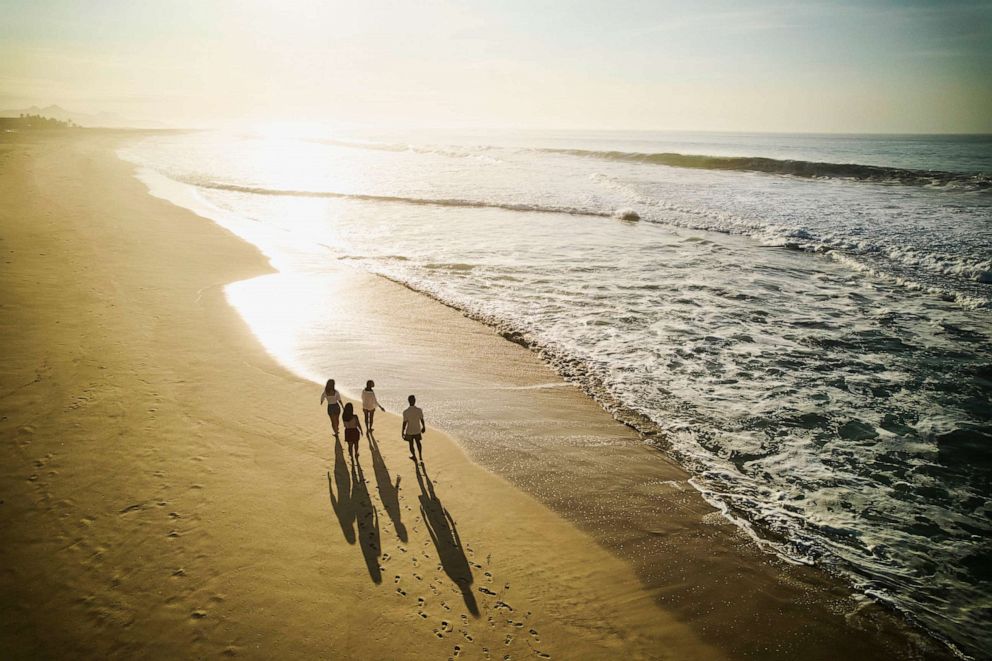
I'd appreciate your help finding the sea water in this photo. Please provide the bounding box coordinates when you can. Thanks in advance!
[120,129,991,658]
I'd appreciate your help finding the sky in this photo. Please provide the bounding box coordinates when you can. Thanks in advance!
[1,0,990,133]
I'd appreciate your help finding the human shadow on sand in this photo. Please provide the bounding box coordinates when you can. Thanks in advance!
[328,439,381,584]
[416,461,479,616]
[369,432,408,542]
[328,437,356,544]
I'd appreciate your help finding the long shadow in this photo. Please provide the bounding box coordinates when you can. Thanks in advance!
[351,459,382,584]
[328,437,356,544]
[416,461,479,616]
[369,432,408,542]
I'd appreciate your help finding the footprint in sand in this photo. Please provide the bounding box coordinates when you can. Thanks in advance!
[478,587,496,596]
[452,644,462,657]
[395,575,401,584]
[396,587,407,596]
[504,634,514,646]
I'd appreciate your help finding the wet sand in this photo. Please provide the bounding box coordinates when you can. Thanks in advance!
[0,130,947,659]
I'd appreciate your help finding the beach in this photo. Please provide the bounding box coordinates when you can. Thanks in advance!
[0,130,951,659]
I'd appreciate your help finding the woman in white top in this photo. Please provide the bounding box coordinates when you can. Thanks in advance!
[320,378,343,439]
[361,380,386,432]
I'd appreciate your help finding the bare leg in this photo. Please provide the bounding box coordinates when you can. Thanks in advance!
[331,412,340,437]
[408,438,417,459]
[368,409,375,431]
[415,437,423,461]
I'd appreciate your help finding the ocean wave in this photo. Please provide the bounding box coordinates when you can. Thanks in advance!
[547,148,992,190]
[189,179,617,218]
[306,136,503,163]
[196,176,990,307]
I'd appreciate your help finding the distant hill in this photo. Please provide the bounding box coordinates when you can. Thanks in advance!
[0,105,168,129]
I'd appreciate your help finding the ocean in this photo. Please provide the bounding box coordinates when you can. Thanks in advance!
[119,129,991,658]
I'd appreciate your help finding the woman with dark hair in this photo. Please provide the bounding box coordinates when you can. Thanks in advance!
[342,402,364,459]
[320,378,343,439]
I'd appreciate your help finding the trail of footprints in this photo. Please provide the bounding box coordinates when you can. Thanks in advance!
[378,490,550,660]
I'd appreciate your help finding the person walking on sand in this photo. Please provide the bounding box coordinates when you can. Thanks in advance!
[342,402,364,459]
[320,378,343,439]
[361,380,386,433]
[402,394,426,461]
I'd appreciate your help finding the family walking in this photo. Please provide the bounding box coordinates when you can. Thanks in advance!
[321,378,427,461]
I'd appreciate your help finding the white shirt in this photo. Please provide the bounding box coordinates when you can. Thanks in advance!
[361,390,379,411]
[403,406,425,436]
[321,390,342,406]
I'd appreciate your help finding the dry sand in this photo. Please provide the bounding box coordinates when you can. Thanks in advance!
[0,130,947,659]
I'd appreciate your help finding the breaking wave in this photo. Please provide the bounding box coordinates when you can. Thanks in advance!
[187,179,616,218]
[543,148,992,190]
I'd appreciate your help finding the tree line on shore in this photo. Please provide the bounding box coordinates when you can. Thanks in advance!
[0,114,77,129]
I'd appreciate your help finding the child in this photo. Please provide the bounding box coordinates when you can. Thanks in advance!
[342,402,363,459]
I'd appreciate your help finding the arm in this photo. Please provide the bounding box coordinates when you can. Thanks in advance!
[320,391,326,405]
[420,413,427,435]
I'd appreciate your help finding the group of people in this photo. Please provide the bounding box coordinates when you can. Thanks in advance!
[320,379,427,461]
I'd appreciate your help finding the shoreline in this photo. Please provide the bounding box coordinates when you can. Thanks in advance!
[0,129,952,659]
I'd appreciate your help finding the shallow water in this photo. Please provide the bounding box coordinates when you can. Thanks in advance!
[121,129,991,658]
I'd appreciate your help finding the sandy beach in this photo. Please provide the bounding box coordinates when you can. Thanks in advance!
[0,130,949,659]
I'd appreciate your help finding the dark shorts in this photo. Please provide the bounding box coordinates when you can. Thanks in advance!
[404,434,422,443]
[327,403,341,416]
[345,428,360,443]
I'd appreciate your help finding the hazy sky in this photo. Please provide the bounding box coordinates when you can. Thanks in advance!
[1,0,990,132]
